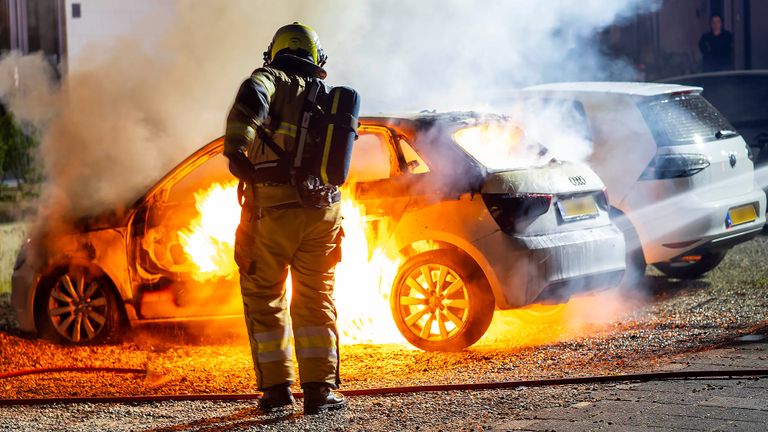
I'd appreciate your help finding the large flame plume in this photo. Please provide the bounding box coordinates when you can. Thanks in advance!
[178,180,240,280]
[177,181,405,344]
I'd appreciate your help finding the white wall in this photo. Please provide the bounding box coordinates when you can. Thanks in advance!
[63,0,174,73]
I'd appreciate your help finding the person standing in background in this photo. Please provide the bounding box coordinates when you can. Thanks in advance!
[699,14,733,72]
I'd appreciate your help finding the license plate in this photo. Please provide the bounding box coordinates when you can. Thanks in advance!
[726,204,757,228]
[557,196,598,222]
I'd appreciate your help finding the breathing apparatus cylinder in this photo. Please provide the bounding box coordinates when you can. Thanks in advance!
[312,86,361,186]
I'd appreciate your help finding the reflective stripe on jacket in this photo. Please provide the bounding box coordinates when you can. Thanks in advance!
[224,66,317,206]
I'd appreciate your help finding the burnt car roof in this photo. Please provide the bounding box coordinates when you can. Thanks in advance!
[362,111,508,129]
[138,111,510,221]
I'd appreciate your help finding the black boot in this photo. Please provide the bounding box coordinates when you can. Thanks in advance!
[259,383,295,412]
[302,382,346,415]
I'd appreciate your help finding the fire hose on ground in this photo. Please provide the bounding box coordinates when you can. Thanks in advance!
[1,367,767,406]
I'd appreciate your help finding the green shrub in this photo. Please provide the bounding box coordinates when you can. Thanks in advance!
[0,110,42,198]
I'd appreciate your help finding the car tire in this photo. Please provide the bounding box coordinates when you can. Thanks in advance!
[390,250,494,352]
[36,266,121,345]
[653,251,727,279]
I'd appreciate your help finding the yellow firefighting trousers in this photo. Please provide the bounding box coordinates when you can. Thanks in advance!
[235,200,342,389]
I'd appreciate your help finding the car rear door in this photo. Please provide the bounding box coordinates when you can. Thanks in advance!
[349,125,437,248]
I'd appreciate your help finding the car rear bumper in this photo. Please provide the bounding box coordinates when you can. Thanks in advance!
[667,225,763,261]
[635,187,766,263]
[476,224,626,309]
[520,225,626,303]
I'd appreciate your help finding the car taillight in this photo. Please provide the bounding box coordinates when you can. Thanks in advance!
[639,153,710,180]
[482,193,552,233]
[595,189,609,210]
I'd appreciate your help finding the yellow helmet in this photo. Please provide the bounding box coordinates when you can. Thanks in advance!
[263,22,327,67]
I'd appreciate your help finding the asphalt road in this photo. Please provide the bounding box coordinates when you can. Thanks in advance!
[1,236,767,431]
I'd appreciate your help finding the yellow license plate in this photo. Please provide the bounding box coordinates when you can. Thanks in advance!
[557,196,598,222]
[727,204,757,227]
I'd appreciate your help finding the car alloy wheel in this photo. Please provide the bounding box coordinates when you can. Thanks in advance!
[39,267,120,345]
[391,250,494,351]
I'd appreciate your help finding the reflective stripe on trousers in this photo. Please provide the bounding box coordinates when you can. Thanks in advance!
[237,202,342,389]
[254,327,292,363]
[295,326,337,359]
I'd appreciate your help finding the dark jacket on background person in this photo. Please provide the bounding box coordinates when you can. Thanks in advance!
[699,30,733,72]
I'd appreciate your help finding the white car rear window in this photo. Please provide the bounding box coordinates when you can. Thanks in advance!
[639,94,737,147]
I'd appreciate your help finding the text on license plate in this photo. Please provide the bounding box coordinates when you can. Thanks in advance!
[726,204,757,228]
[557,196,598,222]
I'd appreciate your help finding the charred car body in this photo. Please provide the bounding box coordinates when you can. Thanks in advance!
[12,112,625,351]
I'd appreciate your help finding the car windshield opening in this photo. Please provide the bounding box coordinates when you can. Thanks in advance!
[453,122,548,170]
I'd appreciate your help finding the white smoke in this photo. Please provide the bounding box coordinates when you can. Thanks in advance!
[0,52,58,130]
[0,0,661,218]
[314,0,660,111]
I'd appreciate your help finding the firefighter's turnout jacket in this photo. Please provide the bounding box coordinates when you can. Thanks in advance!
[224,61,342,390]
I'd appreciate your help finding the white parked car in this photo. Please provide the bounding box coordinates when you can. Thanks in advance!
[504,82,766,279]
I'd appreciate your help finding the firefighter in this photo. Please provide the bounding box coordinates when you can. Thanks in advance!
[223,23,346,414]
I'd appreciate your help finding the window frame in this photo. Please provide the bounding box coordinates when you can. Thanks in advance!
[395,136,431,175]
[351,125,404,183]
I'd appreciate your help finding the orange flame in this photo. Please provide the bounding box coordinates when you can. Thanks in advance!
[453,123,544,170]
[178,180,240,281]
[478,290,637,348]
[333,198,404,344]
[177,181,632,349]
[178,181,406,344]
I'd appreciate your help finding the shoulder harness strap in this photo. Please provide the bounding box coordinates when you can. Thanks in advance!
[294,79,322,169]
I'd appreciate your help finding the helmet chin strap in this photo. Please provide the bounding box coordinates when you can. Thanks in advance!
[263,45,273,66]
[316,50,327,67]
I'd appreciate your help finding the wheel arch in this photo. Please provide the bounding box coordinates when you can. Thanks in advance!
[609,206,647,261]
[33,259,128,334]
[395,236,500,307]
[390,247,495,351]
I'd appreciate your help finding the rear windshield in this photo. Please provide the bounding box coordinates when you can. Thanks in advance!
[663,75,768,125]
[639,93,737,147]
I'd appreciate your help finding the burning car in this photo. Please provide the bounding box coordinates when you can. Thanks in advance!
[12,112,625,351]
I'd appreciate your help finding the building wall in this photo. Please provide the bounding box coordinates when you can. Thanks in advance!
[623,0,766,78]
[63,0,174,73]
[751,0,768,69]
[0,1,11,52]
[658,0,709,67]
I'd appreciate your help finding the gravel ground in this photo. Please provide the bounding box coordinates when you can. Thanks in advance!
[1,236,767,430]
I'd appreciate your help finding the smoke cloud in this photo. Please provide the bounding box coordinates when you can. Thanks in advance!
[0,0,662,218]
[0,52,58,130]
